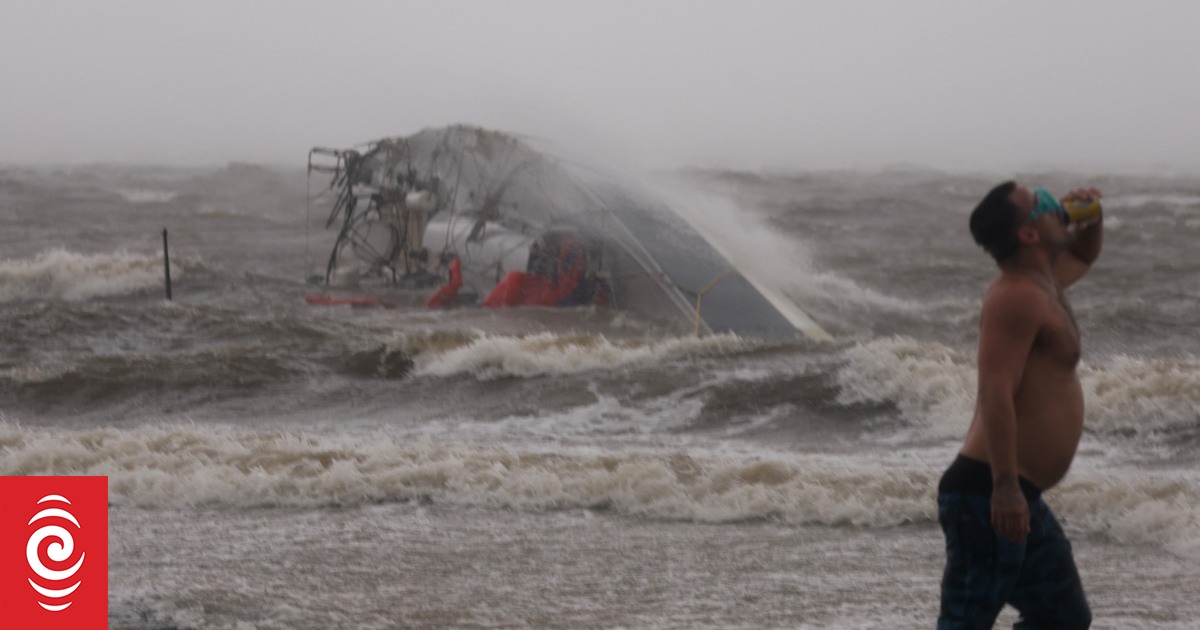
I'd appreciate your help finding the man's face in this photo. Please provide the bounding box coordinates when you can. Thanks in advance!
[1010,184,1070,251]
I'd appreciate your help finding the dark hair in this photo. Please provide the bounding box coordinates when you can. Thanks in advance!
[969,181,1021,263]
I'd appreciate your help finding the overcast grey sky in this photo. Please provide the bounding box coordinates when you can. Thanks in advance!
[2,1,1198,172]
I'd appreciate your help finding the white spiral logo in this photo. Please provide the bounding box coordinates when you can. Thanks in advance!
[26,494,86,612]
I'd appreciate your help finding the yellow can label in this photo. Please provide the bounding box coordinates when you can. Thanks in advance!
[1063,199,1102,223]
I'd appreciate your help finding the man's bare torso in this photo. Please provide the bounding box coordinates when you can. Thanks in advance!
[961,274,1085,490]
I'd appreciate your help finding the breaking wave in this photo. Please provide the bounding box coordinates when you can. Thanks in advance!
[399,331,766,380]
[1,423,1195,556]
[1105,193,1200,212]
[0,249,168,302]
[834,336,975,437]
[834,336,1200,437]
[1081,355,1200,434]
[0,424,934,525]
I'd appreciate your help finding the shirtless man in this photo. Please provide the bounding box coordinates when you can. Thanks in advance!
[937,182,1103,629]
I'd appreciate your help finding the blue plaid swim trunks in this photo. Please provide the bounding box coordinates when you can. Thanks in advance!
[937,455,1091,629]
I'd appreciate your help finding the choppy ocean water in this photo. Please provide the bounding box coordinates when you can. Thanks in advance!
[1,163,1198,628]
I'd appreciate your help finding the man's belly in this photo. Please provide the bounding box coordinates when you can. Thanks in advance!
[1014,378,1085,489]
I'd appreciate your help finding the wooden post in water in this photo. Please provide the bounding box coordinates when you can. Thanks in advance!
[162,228,172,300]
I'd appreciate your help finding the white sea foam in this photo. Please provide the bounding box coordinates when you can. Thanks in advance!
[0,423,940,525]
[835,336,976,437]
[400,331,762,380]
[1080,354,1200,434]
[412,379,715,443]
[0,364,71,384]
[196,203,248,218]
[1105,193,1200,211]
[2,423,1196,556]
[835,336,1200,437]
[1056,463,1200,558]
[115,188,178,204]
[0,248,169,302]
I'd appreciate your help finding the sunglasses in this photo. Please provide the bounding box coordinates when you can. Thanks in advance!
[1030,188,1069,225]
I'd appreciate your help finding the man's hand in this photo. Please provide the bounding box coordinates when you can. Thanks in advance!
[1062,187,1102,204]
[991,482,1030,544]
[1056,187,1104,287]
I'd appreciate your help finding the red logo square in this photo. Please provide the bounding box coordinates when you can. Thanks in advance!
[0,476,108,630]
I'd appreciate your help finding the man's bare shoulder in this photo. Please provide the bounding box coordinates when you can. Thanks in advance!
[981,275,1050,323]
[984,274,1050,304]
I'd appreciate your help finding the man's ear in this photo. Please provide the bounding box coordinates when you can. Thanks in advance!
[1016,225,1040,246]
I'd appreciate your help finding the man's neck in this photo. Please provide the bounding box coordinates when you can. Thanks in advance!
[998,249,1057,288]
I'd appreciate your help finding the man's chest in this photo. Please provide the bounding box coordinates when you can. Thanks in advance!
[1036,293,1081,367]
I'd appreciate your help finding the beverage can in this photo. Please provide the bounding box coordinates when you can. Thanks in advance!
[1062,198,1102,223]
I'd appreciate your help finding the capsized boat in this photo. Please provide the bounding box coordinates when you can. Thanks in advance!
[306,125,829,342]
